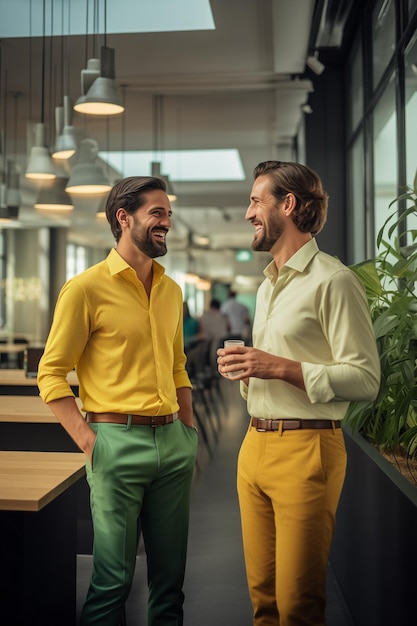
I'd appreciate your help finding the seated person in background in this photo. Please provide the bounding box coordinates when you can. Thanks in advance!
[183,301,200,350]
[220,289,251,341]
[199,298,230,368]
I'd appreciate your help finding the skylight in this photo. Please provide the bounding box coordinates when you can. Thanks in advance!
[0,0,215,38]
[100,149,246,182]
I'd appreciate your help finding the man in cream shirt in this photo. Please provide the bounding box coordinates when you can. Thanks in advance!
[217,161,380,626]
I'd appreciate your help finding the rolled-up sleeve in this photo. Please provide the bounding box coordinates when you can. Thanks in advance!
[38,280,90,403]
[301,269,380,404]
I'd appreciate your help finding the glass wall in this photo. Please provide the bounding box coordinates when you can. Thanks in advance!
[346,0,417,262]
[372,74,397,245]
[66,244,88,281]
[371,0,396,90]
[347,38,364,135]
[347,134,366,262]
[404,32,417,186]
[0,232,5,329]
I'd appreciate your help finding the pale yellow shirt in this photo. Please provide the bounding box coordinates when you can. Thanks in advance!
[242,238,380,421]
[38,248,191,414]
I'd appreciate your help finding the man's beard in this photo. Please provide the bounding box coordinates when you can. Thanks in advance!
[134,229,167,258]
[251,219,284,252]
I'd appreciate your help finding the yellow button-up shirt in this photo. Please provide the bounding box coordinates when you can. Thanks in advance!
[38,248,191,415]
[242,238,381,421]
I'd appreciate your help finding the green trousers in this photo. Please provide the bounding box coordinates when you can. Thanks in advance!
[80,418,198,626]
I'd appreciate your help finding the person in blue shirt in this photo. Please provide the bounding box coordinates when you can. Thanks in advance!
[183,301,200,350]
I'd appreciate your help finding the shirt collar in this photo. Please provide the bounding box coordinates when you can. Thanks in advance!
[106,247,166,283]
[263,238,319,282]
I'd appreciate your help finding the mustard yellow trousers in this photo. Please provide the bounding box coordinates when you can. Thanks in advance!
[237,423,347,626]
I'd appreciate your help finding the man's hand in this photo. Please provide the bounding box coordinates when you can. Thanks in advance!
[217,345,306,391]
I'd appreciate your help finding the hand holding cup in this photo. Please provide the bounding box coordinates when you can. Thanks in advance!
[223,339,245,378]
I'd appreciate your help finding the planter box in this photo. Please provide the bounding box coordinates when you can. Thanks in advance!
[330,427,417,626]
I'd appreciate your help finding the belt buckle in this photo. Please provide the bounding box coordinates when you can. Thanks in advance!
[255,418,268,432]
[151,416,157,427]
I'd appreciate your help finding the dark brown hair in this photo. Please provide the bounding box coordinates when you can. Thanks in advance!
[105,176,167,242]
[253,161,328,236]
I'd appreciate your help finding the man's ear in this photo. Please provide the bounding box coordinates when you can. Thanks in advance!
[116,208,129,226]
[283,193,297,216]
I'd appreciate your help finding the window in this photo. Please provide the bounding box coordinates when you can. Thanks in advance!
[347,37,364,136]
[408,0,417,20]
[0,231,6,328]
[347,133,366,263]
[372,0,396,90]
[66,244,88,281]
[405,32,417,186]
[372,74,397,250]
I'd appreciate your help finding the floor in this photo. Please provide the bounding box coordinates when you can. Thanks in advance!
[77,379,355,626]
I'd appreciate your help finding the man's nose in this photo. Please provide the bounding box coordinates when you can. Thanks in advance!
[160,213,172,227]
[245,204,255,221]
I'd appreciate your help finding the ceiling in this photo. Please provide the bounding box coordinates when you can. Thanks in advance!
[0,0,351,287]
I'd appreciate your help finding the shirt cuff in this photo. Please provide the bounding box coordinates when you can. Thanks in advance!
[240,380,248,400]
[301,362,336,404]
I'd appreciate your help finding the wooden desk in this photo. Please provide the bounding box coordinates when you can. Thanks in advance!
[0,394,82,423]
[0,451,85,625]
[0,343,27,354]
[0,395,93,554]
[0,395,83,450]
[0,343,28,369]
[0,450,85,510]
[0,368,79,395]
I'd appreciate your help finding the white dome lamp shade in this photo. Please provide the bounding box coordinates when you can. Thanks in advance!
[5,161,21,210]
[52,96,77,160]
[74,47,124,116]
[25,122,57,180]
[151,161,177,202]
[35,176,74,211]
[0,179,19,221]
[66,138,112,195]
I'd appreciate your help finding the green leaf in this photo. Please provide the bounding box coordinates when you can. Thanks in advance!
[350,261,382,298]
[350,181,417,466]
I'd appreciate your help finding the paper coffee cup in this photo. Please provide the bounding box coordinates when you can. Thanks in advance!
[223,339,245,377]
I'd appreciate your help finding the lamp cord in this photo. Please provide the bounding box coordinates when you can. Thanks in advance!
[104,0,107,47]
[41,0,46,123]
[84,0,89,66]
[3,70,7,166]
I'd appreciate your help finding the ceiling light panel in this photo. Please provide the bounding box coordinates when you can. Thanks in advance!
[100,149,245,182]
[0,0,215,38]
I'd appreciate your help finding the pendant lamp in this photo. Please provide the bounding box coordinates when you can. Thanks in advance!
[26,123,57,180]
[5,161,21,210]
[0,184,19,221]
[0,66,20,220]
[0,206,19,221]
[151,95,177,202]
[52,96,77,159]
[25,0,56,180]
[35,175,74,211]
[151,161,177,202]
[66,138,112,195]
[74,46,124,116]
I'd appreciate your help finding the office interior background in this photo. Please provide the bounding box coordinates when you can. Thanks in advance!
[0,0,416,345]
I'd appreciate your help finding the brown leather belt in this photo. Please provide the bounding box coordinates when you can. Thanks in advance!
[251,417,341,432]
[86,412,178,427]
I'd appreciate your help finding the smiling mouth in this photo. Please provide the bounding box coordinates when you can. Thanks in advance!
[152,229,168,241]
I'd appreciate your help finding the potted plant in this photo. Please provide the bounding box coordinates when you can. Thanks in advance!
[344,176,417,472]
[329,177,417,626]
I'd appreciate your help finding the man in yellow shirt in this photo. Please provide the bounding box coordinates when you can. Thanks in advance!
[38,176,198,626]
[217,161,380,626]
